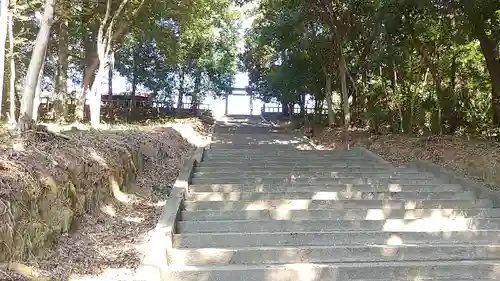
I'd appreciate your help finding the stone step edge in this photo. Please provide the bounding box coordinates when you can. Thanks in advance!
[173,244,500,251]
[180,208,500,221]
[405,160,500,208]
[173,230,500,244]
[164,259,500,271]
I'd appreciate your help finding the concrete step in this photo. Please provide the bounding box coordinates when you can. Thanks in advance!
[191,177,442,185]
[203,156,376,162]
[209,144,311,150]
[214,128,288,134]
[188,183,465,193]
[171,244,500,266]
[194,166,402,173]
[163,260,500,281]
[174,230,500,248]
[200,159,381,165]
[204,149,364,155]
[177,217,499,233]
[192,171,436,179]
[180,208,500,221]
[204,152,370,160]
[185,191,475,201]
[196,163,395,170]
[183,199,490,211]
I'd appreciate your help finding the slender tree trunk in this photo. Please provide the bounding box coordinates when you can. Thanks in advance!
[177,67,185,110]
[108,49,114,99]
[131,45,137,99]
[191,73,201,112]
[299,93,305,116]
[89,59,106,127]
[75,62,97,121]
[8,12,15,124]
[0,0,8,119]
[324,71,334,126]
[107,49,113,120]
[55,11,69,121]
[338,53,350,147]
[18,0,56,131]
[32,59,46,121]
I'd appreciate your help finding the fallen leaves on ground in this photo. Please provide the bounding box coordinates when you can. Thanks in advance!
[0,118,210,281]
[313,127,500,190]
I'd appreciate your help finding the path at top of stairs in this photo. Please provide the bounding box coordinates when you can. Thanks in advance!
[164,115,500,281]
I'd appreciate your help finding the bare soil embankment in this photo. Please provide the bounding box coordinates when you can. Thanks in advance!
[0,118,210,281]
[312,127,500,191]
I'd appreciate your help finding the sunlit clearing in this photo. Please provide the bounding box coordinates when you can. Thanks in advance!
[405,200,417,209]
[296,143,314,150]
[153,200,167,207]
[274,209,292,220]
[280,263,321,281]
[167,123,210,147]
[491,263,500,279]
[174,179,188,190]
[383,218,471,232]
[244,200,312,210]
[365,209,388,220]
[12,139,25,151]
[6,263,42,278]
[386,235,404,245]
[109,176,132,203]
[388,184,403,192]
[90,150,109,168]
[312,192,340,200]
[101,204,116,217]
[123,216,144,223]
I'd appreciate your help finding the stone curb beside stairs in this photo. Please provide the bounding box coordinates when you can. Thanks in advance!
[136,123,214,281]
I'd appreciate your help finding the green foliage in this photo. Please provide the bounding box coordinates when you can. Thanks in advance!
[113,0,239,103]
[242,0,499,135]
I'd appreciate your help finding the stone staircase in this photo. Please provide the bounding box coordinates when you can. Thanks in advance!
[164,115,500,280]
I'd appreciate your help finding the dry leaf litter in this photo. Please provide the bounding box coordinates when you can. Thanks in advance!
[312,127,500,190]
[0,118,210,281]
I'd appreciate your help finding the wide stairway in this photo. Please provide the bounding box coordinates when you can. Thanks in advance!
[165,115,500,281]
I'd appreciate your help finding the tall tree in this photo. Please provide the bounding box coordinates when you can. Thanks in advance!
[17,0,56,130]
[0,0,8,119]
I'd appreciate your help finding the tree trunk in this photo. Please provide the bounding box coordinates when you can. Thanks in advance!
[131,45,137,102]
[325,72,334,126]
[298,93,305,116]
[18,0,56,131]
[177,67,185,110]
[390,60,402,133]
[0,0,8,119]
[191,73,202,113]
[75,62,97,121]
[338,52,350,147]
[8,12,15,124]
[477,35,500,125]
[32,59,46,121]
[55,11,69,121]
[89,52,107,127]
[75,0,97,122]
[108,49,114,98]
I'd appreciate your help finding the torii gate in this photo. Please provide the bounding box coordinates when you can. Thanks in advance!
[224,87,254,116]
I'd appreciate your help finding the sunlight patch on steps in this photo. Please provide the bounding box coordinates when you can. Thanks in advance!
[244,200,312,211]
[382,217,474,232]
